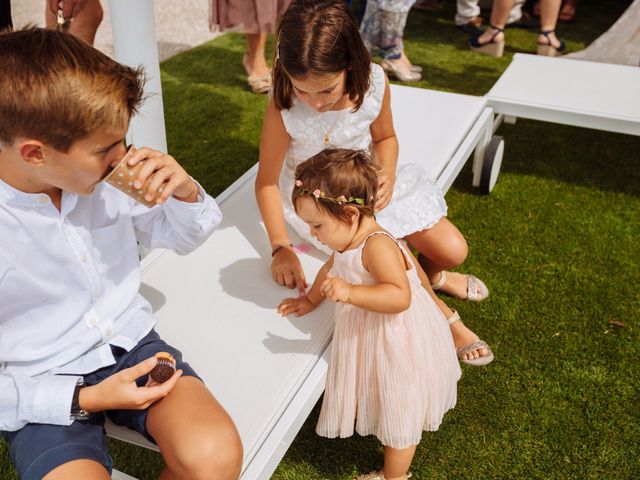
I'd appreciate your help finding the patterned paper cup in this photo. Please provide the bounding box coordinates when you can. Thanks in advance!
[103,146,158,208]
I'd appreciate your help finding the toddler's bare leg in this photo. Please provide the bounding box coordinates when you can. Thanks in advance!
[383,445,416,480]
[43,459,110,480]
[148,376,243,480]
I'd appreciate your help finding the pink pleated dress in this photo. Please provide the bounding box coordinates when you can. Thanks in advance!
[316,232,461,449]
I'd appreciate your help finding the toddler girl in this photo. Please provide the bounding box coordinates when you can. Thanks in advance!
[278,149,461,480]
[256,0,492,365]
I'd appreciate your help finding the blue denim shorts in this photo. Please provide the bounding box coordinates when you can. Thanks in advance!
[1,329,200,480]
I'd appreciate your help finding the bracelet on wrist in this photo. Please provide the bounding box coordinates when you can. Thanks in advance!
[271,243,294,257]
[346,283,353,304]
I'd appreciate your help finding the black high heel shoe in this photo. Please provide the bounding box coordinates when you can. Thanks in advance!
[469,24,505,57]
[537,29,566,56]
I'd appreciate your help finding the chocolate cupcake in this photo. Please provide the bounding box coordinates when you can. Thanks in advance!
[150,352,176,383]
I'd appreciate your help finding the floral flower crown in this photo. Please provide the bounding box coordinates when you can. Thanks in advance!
[294,179,370,206]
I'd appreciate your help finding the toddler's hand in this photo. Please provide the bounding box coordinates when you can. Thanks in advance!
[277,295,317,317]
[321,273,351,303]
[79,357,183,412]
[376,173,394,211]
[128,147,198,205]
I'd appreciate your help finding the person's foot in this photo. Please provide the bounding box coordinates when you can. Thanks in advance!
[431,271,489,301]
[506,11,539,29]
[243,53,270,79]
[399,51,422,73]
[537,30,563,50]
[476,26,505,47]
[380,58,422,82]
[456,16,484,36]
[449,315,491,362]
[242,53,271,93]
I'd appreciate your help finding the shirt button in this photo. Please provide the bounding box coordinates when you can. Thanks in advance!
[92,287,101,297]
[80,255,87,262]
[105,329,112,337]
[38,196,49,204]
[89,318,97,326]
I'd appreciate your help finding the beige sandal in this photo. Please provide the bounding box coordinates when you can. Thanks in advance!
[242,53,271,94]
[355,471,412,480]
[431,270,489,302]
[447,310,494,367]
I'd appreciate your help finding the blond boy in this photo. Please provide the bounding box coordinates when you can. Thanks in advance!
[0,27,242,480]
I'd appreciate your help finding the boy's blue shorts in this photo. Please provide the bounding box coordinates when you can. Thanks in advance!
[1,329,200,480]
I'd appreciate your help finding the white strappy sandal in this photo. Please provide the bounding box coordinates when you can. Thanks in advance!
[431,270,489,302]
[447,310,494,367]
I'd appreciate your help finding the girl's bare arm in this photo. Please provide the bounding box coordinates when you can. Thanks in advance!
[255,99,292,250]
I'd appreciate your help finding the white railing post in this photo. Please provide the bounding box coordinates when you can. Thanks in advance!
[108,0,167,153]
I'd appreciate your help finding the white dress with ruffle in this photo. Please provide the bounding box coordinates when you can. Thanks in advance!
[315,232,461,448]
[279,63,448,253]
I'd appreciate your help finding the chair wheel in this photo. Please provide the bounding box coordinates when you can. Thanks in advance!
[480,135,504,194]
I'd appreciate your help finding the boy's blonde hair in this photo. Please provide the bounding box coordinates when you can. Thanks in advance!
[0,27,145,152]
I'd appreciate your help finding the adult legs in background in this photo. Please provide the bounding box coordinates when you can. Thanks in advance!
[243,32,271,94]
[537,0,564,52]
[472,0,513,49]
[360,0,422,82]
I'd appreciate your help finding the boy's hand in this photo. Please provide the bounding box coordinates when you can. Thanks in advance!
[79,357,183,412]
[128,147,198,205]
[321,273,352,303]
[278,295,317,317]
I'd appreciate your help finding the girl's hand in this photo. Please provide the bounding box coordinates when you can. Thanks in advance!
[271,246,308,296]
[79,357,183,412]
[321,273,351,303]
[277,295,317,317]
[129,147,198,205]
[376,173,395,211]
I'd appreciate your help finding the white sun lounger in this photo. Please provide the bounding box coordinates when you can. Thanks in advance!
[486,53,640,137]
[107,84,496,480]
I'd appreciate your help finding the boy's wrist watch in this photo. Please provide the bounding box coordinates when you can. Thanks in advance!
[70,378,91,421]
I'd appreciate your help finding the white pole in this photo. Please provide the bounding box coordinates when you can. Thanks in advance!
[108,0,167,153]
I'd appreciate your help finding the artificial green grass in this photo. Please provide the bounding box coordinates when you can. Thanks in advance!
[1,0,638,478]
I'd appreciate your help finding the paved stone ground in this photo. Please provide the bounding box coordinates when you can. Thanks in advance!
[13,0,221,61]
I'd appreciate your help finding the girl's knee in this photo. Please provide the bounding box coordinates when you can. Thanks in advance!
[445,234,468,267]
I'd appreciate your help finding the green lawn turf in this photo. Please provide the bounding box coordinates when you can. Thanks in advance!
[1,1,638,478]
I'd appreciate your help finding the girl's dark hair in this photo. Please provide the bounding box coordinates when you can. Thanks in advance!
[273,0,371,111]
[293,148,378,225]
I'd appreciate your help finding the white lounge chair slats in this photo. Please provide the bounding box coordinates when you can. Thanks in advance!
[487,53,640,136]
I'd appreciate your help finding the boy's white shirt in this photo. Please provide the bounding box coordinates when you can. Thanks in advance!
[0,179,222,431]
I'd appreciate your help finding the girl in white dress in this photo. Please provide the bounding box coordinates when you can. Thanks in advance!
[278,149,461,480]
[257,0,493,365]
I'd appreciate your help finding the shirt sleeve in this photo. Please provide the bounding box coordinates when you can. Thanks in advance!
[0,371,79,431]
[131,180,223,255]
